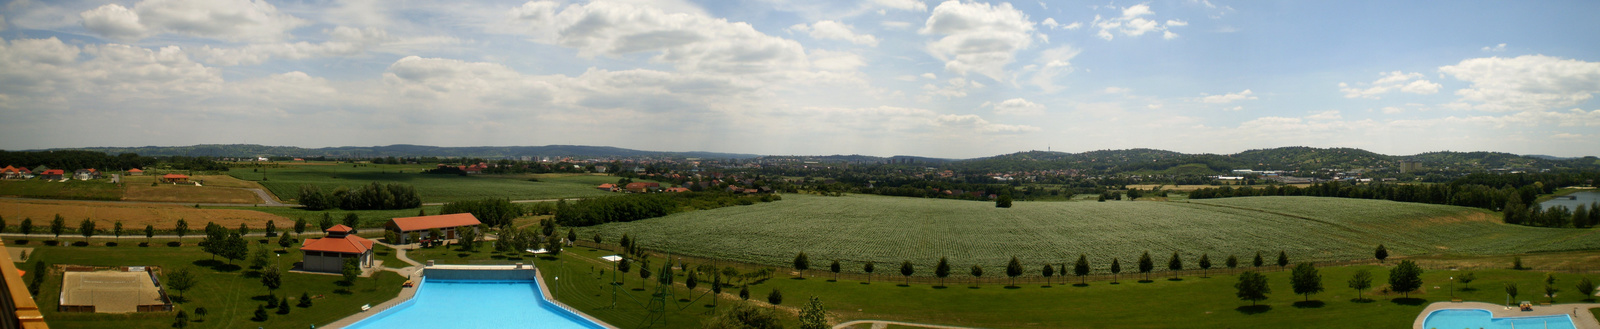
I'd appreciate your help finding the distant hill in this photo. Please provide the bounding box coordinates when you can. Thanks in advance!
[43,144,762,159]
[944,147,1599,173]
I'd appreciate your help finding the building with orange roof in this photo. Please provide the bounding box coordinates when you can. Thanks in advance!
[384,213,482,244]
[299,225,374,273]
[126,168,143,176]
[160,174,189,183]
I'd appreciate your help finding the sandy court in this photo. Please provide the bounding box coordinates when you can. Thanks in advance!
[60,271,164,313]
[7,247,32,262]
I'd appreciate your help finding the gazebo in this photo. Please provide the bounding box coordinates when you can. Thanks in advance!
[299,225,374,273]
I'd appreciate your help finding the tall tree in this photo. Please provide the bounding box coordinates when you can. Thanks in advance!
[1505,283,1518,307]
[1388,260,1423,298]
[1235,271,1270,306]
[1074,254,1091,285]
[19,218,33,237]
[144,224,153,244]
[1252,251,1264,268]
[829,260,841,282]
[1347,269,1373,301]
[1290,263,1323,301]
[113,221,123,241]
[1041,264,1054,286]
[798,296,829,329]
[766,289,783,307]
[1110,258,1122,284]
[1374,244,1389,263]
[1226,255,1239,275]
[49,214,65,240]
[264,220,277,237]
[175,219,189,241]
[1005,257,1022,287]
[318,213,334,231]
[341,213,360,232]
[221,233,249,264]
[792,252,810,278]
[1576,277,1595,302]
[341,257,360,284]
[1138,251,1154,282]
[1167,251,1184,279]
[1276,251,1289,269]
[78,218,96,244]
[261,264,282,298]
[900,261,916,286]
[166,267,198,301]
[237,223,249,237]
[293,217,306,237]
[970,265,983,288]
[1198,254,1213,278]
[863,261,875,284]
[935,257,951,287]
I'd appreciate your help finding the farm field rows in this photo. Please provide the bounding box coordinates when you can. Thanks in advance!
[121,175,266,204]
[225,164,618,203]
[577,194,1600,273]
[0,199,291,230]
[0,179,123,200]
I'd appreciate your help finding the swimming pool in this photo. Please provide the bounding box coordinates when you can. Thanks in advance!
[1421,309,1576,329]
[344,279,607,329]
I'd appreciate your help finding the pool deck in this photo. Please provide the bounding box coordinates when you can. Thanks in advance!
[1414,301,1600,329]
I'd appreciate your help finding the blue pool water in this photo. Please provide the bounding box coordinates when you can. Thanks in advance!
[345,279,606,329]
[1422,309,1576,329]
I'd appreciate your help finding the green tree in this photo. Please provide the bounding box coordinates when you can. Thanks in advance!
[1544,284,1560,304]
[277,296,290,314]
[299,292,313,307]
[566,229,577,246]
[277,232,293,249]
[341,257,361,284]
[935,257,951,287]
[458,226,478,250]
[900,261,916,286]
[261,264,282,298]
[166,267,198,301]
[798,296,829,329]
[250,245,271,269]
[1252,251,1264,268]
[1004,257,1022,287]
[237,223,249,237]
[830,260,841,282]
[342,213,360,232]
[1074,254,1091,285]
[1276,251,1289,268]
[1167,251,1183,279]
[1348,269,1373,301]
[1388,260,1423,298]
[318,213,334,231]
[1110,258,1122,283]
[970,265,983,287]
[739,286,750,300]
[19,218,32,237]
[704,302,780,329]
[201,223,227,260]
[1235,271,1271,306]
[1198,253,1212,278]
[78,218,96,244]
[221,233,248,264]
[1459,272,1476,291]
[252,304,268,321]
[144,224,153,244]
[545,234,562,255]
[49,214,65,240]
[293,217,307,237]
[1513,256,1525,270]
[1505,283,1518,307]
[1041,264,1054,286]
[1374,244,1389,263]
[174,310,189,328]
[194,307,207,321]
[995,195,1013,208]
[1576,277,1595,302]
[112,221,122,241]
[1290,263,1323,301]
[1137,251,1154,281]
[1225,255,1239,275]
[264,220,277,237]
[766,288,782,306]
[175,219,189,241]
[863,261,875,284]
[793,252,810,278]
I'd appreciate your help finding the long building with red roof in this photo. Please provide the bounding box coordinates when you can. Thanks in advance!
[299,225,374,273]
[385,213,482,244]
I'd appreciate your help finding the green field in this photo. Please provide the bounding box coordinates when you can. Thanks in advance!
[226,164,620,203]
[0,179,123,200]
[576,195,1600,273]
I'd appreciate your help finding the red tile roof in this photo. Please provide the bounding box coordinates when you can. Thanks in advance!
[41,169,65,175]
[325,224,354,234]
[300,234,373,254]
[127,168,143,172]
[162,174,189,179]
[388,213,481,232]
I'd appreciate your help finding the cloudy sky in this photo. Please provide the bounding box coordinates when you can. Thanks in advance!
[1,0,1598,158]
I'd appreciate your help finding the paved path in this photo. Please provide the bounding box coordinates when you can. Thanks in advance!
[834,320,983,329]
[243,188,285,206]
[1414,301,1600,329]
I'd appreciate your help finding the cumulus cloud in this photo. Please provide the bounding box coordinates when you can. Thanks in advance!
[190,26,397,66]
[1338,71,1441,99]
[872,0,928,12]
[984,98,1046,115]
[920,0,1038,82]
[1025,45,1080,92]
[1439,55,1600,112]
[921,77,983,99]
[790,21,879,46]
[1093,4,1186,40]
[508,1,809,75]
[1101,87,1130,94]
[1199,89,1257,104]
[1481,43,1506,52]
[80,0,308,42]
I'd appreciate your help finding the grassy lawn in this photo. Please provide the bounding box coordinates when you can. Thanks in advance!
[121,175,264,204]
[530,246,1600,328]
[225,164,618,203]
[23,242,404,329]
[406,244,536,265]
[0,179,123,201]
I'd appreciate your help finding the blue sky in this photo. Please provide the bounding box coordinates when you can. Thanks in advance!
[1,0,1597,158]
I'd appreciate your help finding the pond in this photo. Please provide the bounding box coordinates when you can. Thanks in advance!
[1537,190,1600,210]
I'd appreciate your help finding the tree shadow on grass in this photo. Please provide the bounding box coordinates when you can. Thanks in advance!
[1073,283,1090,287]
[191,260,242,272]
[1235,305,1272,314]
[166,241,182,247]
[539,256,560,261]
[1350,298,1374,303]
[790,277,805,280]
[1291,300,1326,308]
[251,294,274,302]
[1003,285,1021,290]
[1167,278,1184,281]
[1390,298,1427,306]
[933,285,948,289]
[1137,280,1154,283]
[243,270,261,278]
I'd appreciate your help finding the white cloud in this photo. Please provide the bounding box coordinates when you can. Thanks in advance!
[921,77,982,99]
[1064,22,1082,30]
[1200,89,1257,104]
[508,1,809,75]
[80,0,309,42]
[1338,71,1441,99]
[881,21,913,29]
[935,113,1038,133]
[1092,4,1186,41]
[1227,106,1243,111]
[1306,110,1342,121]
[190,26,397,66]
[920,73,937,80]
[1439,55,1600,112]
[1481,43,1506,52]
[984,98,1046,115]
[1025,45,1080,92]
[920,0,1038,82]
[872,0,928,12]
[1101,87,1131,94]
[1042,18,1059,29]
[790,20,879,46]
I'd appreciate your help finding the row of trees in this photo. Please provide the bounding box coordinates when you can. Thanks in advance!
[552,192,777,227]
[1503,201,1599,228]
[439,198,521,228]
[1236,260,1424,307]
[1188,180,1595,228]
[297,183,422,210]
[794,250,1296,285]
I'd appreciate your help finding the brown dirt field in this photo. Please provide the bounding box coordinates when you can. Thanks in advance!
[121,175,264,203]
[0,199,290,230]
[1410,251,1600,273]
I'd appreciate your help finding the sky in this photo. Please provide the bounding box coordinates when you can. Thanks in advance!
[1,0,1598,158]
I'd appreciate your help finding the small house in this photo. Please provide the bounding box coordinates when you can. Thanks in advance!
[38,169,65,180]
[299,225,374,273]
[624,182,660,193]
[385,213,483,244]
[127,168,144,176]
[597,183,617,191]
[161,174,190,183]
[73,169,100,180]
[0,166,25,179]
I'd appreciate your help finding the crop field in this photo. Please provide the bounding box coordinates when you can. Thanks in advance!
[0,179,123,200]
[0,199,291,231]
[226,164,618,203]
[121,175,265,203]
[577,194,1600,274]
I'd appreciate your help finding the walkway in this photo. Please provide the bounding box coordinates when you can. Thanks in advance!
[1413,301,1600,329]
[834,320,982,329]
[321,241,426,328]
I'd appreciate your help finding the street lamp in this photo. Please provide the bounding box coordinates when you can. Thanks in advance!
[1449,276,1455,299]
